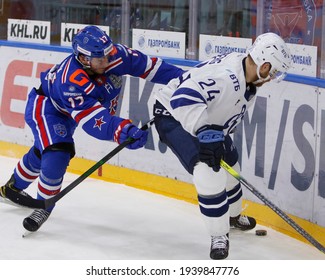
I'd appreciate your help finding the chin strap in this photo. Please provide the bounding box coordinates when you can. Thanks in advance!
[253,65,271,85]
[75,55,91,69]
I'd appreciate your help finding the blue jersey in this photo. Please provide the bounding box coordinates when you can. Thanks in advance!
[25,44,183,151]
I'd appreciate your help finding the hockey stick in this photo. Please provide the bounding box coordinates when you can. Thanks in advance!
[5,118,155,210]
[220,159,325,254]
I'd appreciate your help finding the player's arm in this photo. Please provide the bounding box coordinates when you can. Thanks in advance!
[77,104,147,149]
[61,82,147,150]
[169,73,225,171]
[112,44,184,84]
[168,71,216,135]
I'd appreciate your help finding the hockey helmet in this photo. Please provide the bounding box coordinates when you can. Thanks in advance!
[72,25,114,58]
[247,32,292,82]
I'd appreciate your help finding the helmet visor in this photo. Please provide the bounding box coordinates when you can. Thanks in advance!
[269,68,287,83]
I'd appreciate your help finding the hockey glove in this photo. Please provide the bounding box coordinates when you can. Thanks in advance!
[114,119,148,150]
[196,125,225,172]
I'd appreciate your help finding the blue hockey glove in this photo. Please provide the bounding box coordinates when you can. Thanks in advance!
[196,125,225,172]
[114,119,148,150]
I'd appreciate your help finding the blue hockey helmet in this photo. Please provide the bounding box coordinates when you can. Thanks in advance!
[72,25,114,58]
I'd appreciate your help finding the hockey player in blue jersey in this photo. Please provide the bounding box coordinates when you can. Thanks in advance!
[153,33,292,259]
[0,25,184,233]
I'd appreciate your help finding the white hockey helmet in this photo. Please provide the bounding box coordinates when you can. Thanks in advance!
[247,32,292,82]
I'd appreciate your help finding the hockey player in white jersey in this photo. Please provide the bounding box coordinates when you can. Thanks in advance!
[153,32,292,259]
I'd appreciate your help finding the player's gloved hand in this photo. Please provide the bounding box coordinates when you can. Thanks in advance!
[114,119,148,150]
[196,125,225,172]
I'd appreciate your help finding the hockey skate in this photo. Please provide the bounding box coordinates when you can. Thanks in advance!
[23,209,51,232]
[0,175,32,207]
[230,214,256,231]
[210,234,229,260]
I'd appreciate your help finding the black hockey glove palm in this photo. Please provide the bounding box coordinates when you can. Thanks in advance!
[196,125,225,172]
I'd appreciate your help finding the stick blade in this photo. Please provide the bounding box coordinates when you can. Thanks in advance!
[5,187,45,209]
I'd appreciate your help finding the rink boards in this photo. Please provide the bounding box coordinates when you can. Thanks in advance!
[0,40,324,245]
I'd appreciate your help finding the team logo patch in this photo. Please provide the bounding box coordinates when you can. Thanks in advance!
[109,74,122,89]
[204,41,213,56]
[69,86,76,92]
[53,123,67,137]
[93,116,106,131]
[138,35,145,49]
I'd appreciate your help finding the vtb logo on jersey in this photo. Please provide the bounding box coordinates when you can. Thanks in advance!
[93,116,106,131]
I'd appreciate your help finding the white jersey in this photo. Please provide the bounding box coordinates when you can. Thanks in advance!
[155,52,257,136]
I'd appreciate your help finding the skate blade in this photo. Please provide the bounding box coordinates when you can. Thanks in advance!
[22,231,34,238]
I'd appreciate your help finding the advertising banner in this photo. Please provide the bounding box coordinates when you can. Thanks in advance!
[287,43,317,77]
[234,81,324,221]
[7,18,51,44]
[199,34,252,61]
[132,29,186,59]
[199,34,317,77]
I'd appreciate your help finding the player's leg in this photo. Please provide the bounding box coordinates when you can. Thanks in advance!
[155,113,229,259]
[23,144,73,232]
[0,146,41,204]
[154,113,199,174]
[223,136,256,230]
[22,89,76,232]
[193,162,230,260]
[0,89,44,204]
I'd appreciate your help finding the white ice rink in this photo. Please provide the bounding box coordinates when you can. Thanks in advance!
[0,155,324,279]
